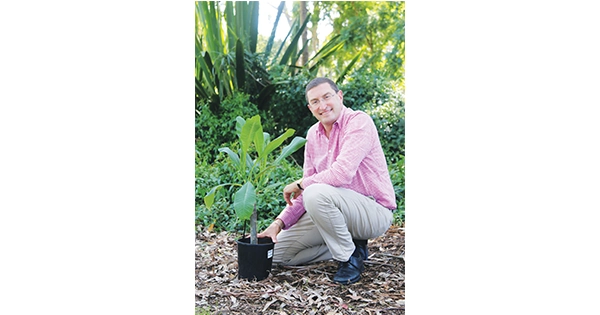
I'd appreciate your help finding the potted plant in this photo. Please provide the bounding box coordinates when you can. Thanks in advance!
[203,114,306,281]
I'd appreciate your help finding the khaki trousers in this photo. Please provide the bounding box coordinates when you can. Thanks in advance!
[273,184,393,265]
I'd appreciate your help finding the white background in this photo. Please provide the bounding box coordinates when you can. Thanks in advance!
[1,2,599,314]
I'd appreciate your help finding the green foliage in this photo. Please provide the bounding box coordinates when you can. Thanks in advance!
[314,1,405,84]
[203,115,306,244]
[262,68,315,165]
[195,2,406,229]
[268,67,314,136]
[196,156,303,233]
[195,155,238,231]
[195,1,348,114]
[197,153,404,231]
[388,157,405,225]
[252,158,303,230]
[195,1,272,108]
[196,92,260,162]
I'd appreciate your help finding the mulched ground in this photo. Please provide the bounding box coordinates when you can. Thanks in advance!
[196,225,405,315]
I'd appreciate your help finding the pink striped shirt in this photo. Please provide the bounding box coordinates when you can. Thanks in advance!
[278,106,397,229]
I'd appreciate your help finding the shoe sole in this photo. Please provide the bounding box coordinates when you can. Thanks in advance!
[334,275,361,285]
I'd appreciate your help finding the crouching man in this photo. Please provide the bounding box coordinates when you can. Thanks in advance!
[258,77,396,284]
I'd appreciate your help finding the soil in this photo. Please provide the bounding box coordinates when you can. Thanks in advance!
[196,225,405,315]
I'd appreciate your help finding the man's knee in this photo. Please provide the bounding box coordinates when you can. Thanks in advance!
[303,184,334,211]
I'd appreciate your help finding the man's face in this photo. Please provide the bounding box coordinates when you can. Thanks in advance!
[306,83,344,129]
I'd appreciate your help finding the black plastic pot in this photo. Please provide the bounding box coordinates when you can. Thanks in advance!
[236,237,274,281]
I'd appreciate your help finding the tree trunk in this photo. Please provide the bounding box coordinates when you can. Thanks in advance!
[310,21,319,58]
[299,1,309,66]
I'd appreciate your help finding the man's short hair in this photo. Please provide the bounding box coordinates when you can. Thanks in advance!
[305,77,339,102]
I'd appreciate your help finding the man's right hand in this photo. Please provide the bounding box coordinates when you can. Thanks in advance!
[257,219,283,243]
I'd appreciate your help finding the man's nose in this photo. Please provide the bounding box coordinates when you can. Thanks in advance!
[316,100,328,109]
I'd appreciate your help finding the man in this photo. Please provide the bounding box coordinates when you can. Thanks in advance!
[258,77,396,284]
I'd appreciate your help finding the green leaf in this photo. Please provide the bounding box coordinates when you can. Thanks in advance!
[249,1,259,53]
[271,19,295,67]
[253,121,265,158]
[263,128,295,158]
[336,48,364,85]
[235,116,245,137]
[203,52,220,94]
[263,132,271,145]
[218,147,240,168]
[235,39,245,90]
[309,40,345,73]
[234,182,256,221]
[224,1,236,53]
[276,136,307,163]
[204,184,229,209]
[279,13,311,66]
[245,153,254,169]
[256,83,276,110]
[265,1,285,57]
[292,38,311,67]
[197,50,216,92]
[239,115,261,156]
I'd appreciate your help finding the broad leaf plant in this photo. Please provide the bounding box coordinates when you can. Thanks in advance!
[204,115,306,244]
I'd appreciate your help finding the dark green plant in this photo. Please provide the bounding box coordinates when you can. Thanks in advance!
[269,69,312,123]
[195,154,238,230]
[388,157,405,225]
[196,92,261,162]
[204,115,306,244]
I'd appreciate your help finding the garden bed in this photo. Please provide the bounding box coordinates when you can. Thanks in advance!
[196,225,405,314]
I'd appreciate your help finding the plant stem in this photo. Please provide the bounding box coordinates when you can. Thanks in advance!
[250,205,258,245]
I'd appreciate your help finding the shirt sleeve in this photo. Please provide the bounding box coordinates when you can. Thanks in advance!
[276,194,305,229]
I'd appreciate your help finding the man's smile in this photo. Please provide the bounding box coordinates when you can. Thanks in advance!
[319,108,332,115]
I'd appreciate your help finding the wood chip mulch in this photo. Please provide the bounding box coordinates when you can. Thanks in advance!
[196,225,405,315]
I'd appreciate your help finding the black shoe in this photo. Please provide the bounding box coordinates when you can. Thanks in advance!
[353,239,369,260]
[333,250,364,285]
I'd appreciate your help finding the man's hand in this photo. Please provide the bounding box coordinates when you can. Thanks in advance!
[283,180,303,206]
[257,219,284,243]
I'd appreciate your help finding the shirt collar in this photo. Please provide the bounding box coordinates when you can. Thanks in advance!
[317,105,348,135]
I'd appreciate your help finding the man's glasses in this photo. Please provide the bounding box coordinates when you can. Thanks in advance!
[308,92,335,109]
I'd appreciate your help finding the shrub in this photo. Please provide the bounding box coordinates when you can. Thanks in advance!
[388,157,405,225]
[268,68,315,137]
[195,155,238,231]
[196,92,260,163]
